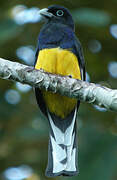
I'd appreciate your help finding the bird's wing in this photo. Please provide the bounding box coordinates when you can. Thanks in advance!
[74,36,86,81]
[34,47,48,117]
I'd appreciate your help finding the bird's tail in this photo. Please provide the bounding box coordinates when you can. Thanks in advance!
[45,108,79,177]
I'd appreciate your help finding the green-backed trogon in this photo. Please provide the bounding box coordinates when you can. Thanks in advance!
[34,5,85,177]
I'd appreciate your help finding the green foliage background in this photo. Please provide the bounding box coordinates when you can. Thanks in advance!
[0,0,117,180]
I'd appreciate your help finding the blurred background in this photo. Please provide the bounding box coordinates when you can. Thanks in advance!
[0,0,117,180]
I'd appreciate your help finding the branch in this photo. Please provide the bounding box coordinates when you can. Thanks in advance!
[0,57,117,112]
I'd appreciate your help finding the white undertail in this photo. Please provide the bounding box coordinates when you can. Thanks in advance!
[46,108,78,176]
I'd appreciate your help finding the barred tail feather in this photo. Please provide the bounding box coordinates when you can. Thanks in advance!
[45,108,79,177]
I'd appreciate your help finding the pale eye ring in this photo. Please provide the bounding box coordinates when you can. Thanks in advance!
[56,10,64,16]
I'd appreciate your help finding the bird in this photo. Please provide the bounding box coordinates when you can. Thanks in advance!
[34,5,85,177]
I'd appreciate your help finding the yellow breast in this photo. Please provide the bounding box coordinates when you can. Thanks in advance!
[35,48,81,118]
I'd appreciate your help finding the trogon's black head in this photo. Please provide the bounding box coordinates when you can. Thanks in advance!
[39,5,74,31]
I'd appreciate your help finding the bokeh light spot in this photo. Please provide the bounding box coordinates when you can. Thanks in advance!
[16,46,35,65]
[5,89,21,105]
[16,82,32,93]
[110,24,117,39]
[88,40,102,53]
[3,165,33,180]
[108,61,117,78]
[11,5,41,25]
[93,105,107,112]
[32,118,40,130]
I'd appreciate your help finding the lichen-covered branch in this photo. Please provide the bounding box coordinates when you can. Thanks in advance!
[0,57,117,112]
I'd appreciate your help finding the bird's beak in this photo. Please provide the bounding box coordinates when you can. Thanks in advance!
[38,8,53,19]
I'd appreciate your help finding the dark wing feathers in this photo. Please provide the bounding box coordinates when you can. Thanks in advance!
[35,88,47,116]
[34,47,48,116]
[74,36,86,81]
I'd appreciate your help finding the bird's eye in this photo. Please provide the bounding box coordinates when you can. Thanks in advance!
[56,10,64,16]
